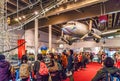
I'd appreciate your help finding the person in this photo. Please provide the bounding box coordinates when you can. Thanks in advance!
[66,49,74,81]
[81,53,87,69]
[48,53,59,81]
[92,57,120,81]
[33,54,49,81]
[0,54,12,81]
[101,53,107,66]
[54,54,62,81]
[74,53,78,71]
[77,52,82,70]
[61,52,68,80]
[61,52,68,69]
[19,55,30,81]
[90,53,94,62]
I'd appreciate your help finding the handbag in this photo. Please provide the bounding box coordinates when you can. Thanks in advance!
[66,71,72,77]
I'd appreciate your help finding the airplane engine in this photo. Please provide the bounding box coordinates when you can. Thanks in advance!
[93,38,100,43]
[68,41,73,45]
[88,29,94,36]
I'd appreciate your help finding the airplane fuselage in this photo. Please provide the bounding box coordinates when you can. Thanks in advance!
[62,21,102,37]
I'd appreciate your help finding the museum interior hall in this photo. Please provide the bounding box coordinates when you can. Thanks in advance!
[0,0,120,81]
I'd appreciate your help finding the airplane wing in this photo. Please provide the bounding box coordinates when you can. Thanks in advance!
[101,29,120,37]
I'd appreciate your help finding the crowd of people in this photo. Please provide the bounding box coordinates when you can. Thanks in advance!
[0,50,120,81]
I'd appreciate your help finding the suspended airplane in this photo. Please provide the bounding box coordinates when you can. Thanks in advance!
[58,20,120,45]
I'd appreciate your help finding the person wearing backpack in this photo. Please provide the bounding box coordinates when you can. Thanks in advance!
[19,55,30,81]
[48,53,59,81]
[92,57,120,81]
[33,54,49,81]
[0,54,13,81]
[54,54,63,81]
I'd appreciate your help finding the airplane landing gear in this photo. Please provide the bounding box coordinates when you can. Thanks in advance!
[68,41,72,45]
[94,38,100,43]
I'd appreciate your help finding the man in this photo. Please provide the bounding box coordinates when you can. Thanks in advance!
[92,57,120,81]
[66,49,74,81]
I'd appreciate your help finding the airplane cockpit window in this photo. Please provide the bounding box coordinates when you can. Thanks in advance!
[67,22,76,25]
[67,21,76,25]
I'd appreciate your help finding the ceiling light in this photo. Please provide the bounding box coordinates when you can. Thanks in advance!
[108,36,114,39]
[14,18,19,21]
[18,17,22,20]
[34,11,38,15]
[22,16,26,19]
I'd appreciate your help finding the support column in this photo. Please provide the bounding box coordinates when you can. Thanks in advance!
[49,25,52,52]
[35,18,38,60]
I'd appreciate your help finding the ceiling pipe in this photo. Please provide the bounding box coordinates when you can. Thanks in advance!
[7,0,41,16]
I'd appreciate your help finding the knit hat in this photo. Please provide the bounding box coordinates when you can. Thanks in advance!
[103,57,114,67]
[0,54,5,60]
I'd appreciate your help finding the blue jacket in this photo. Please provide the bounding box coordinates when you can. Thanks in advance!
[67,55,73,71]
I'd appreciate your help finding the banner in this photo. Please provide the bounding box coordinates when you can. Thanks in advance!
[99,15,108,23]
[18,39,26,59]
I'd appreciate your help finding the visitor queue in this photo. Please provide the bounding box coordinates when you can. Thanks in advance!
[0,50,74,81]
[0,50,94,81]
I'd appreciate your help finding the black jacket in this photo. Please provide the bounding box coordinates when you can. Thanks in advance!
[33,61,40,75]
[92,66,120,81]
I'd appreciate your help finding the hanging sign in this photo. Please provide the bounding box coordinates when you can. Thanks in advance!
[99,15,108,23]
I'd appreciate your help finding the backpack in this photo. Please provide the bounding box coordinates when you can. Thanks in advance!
[19,63,30,78]
[57,62,62,71]
[106,72,120,81]
[39,62,49,75]
[49,60,59,72]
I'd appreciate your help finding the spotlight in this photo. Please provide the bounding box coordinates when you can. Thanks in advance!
[22,16,26,19]
[18,17,22,20]
[34,11,38,15]
[14,18,19,21]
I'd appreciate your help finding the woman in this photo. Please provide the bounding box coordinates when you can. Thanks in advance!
[48,53,59,81]
[0,54,12,81]
[33,54,49,81]
[61,52,68,79]
[20,55,30,81]
[77,52,82,70]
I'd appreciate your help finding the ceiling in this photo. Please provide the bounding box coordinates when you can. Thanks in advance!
[3,0,120,36]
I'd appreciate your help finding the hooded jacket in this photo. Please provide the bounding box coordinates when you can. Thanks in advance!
[92,66,120,81]
[0,60,11,81]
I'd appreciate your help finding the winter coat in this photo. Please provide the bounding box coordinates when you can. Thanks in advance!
[0,60,11,81]
[61,54,68,68]
[67,55,73,71]
[92,66,120,81]
[33,61,40,75]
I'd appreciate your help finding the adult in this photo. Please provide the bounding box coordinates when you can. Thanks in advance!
[20,55,30,81]
[0,54,12,81]
[33,54,49,81]
[81,52,87,69]
[48,53,59,81]
[77,52,82,70]
[61,52,68,79]
[66,49,74,81]
[92,57,120,81]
